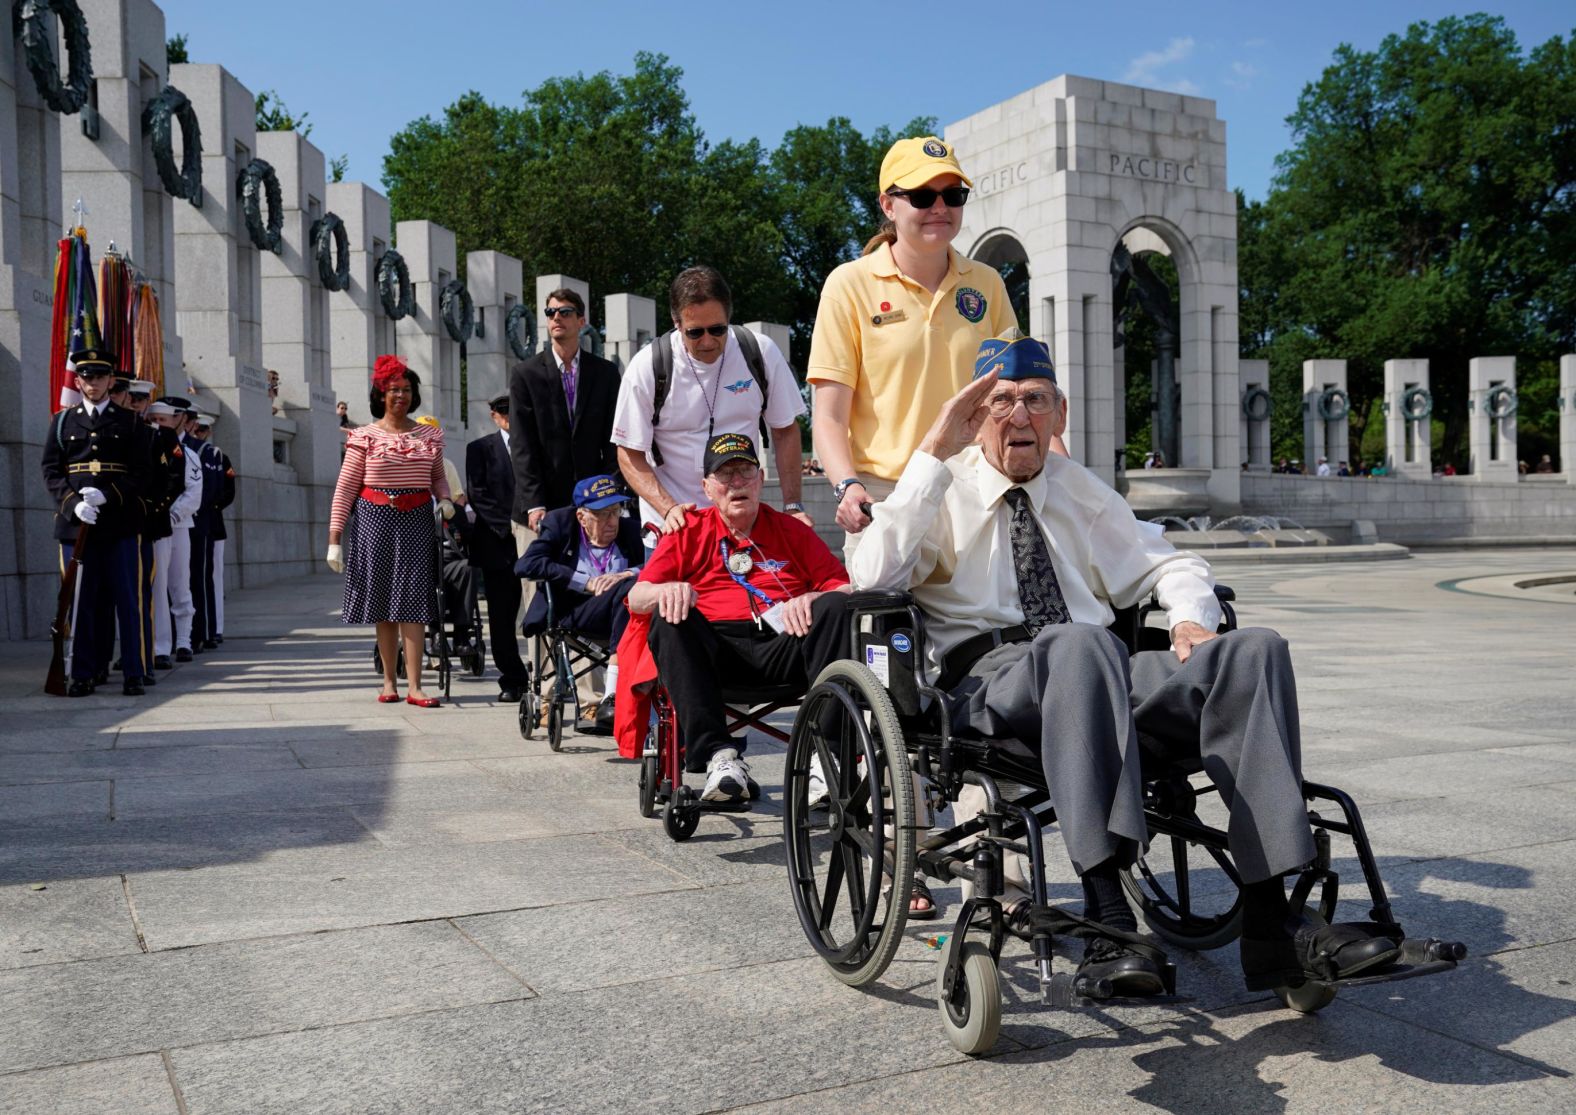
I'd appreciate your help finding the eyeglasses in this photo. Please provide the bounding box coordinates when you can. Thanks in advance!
[887,185,970,209]
[385,386,413,395]
[985,389,1057,418]
[711,464,759,486]
[543,306,580,319]
[682,324,730,340]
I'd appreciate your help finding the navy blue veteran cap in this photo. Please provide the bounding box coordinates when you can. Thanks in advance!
[702,432,760,476]
[973,336,1056,384]
[573,474,629,510]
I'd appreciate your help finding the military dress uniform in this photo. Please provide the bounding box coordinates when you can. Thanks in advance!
[187,422,225,650]
[40,350,167,695]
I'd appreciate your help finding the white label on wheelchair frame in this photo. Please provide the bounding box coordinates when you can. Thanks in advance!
[864,644,890,687]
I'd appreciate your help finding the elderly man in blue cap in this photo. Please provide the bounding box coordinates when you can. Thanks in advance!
[851,336,1401,999]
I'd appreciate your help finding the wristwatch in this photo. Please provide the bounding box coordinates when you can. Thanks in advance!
[784,501,806,513]
[832,478,866,502]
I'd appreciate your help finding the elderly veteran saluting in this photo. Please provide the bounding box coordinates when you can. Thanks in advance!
[619,434,853,803]
[851,336,1404,997]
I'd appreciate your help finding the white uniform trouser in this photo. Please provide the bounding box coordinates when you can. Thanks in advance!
[213,539,225,635]
[152,536,173,656]
[166,525,195,651]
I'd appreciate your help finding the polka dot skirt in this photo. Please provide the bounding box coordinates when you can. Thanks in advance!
[341,490,438,625]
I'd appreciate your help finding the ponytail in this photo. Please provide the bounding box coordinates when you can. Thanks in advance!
[861,219,897,257]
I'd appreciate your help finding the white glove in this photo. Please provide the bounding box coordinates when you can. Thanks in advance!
[326,544,343,573]
[74,501,99,524]
[78,486,107,507]
[438,499,456,521]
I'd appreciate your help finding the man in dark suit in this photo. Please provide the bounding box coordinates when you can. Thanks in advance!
[40,348,167,696]
[466,394,528,702]
[516,475,644,732]
[508,287,622,545]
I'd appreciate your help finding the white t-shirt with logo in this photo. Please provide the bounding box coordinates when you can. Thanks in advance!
[612,329,806,526]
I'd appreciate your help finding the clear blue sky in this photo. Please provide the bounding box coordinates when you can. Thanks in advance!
[158,1,1570,202]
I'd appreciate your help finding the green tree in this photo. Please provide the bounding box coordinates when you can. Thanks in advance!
[166,33,188,65]
[255,89,311,137]
[328,153,349,183]
[1239,15,1576,469]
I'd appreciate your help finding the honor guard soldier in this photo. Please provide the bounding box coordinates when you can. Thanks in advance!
[187,412,229,650]
[40,348,167,696]
[156,397,201,662]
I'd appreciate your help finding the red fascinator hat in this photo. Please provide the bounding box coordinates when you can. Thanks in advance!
[372,354,409,392]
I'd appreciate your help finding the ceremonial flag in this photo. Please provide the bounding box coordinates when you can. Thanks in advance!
[49,230,101,413]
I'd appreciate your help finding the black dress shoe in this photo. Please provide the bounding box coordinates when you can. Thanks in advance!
[189,643,202,655]
[498,688,523,704]
[140,674,157,687]
[1078,937,1168,997]
[1240,915,1401,991]
[122,680,145,696]
[175,648,193,663]
[67,679,95,698]
[93,670,110,686]
[201,639,218,651]
[154,655,174,670]
[215,634,224,644]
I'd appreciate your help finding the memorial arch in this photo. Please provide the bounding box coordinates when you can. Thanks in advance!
[950,75,1241,513]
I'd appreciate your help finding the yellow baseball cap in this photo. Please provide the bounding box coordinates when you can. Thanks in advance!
[415,415,439,427]
[879,136,972,192]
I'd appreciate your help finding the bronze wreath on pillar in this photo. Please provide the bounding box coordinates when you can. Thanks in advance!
[141,85,203,207]
[310,213,350,291]
[376,249,414,319]
[439,280,473,343]
[504,302,535,359]
[237,159,283,253]
[13,0,93,115]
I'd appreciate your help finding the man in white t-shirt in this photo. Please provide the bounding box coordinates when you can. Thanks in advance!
[612,266,811,534]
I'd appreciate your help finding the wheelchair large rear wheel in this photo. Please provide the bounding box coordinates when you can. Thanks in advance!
[785,660,915,988]
[637,713,660,819]
[1121,827,1245,951]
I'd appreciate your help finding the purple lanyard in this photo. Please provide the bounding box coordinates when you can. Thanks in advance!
[583,528,616,575]
[560,354,578,414]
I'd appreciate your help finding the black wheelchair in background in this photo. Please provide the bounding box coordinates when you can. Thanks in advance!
[370,507,484,700]
[517,581,611,752]
[772,590,1465,1055]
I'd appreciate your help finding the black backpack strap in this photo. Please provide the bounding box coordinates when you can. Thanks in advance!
[649,331,673,467]
[729,325,771,451]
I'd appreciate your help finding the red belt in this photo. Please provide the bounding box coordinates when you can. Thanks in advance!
[360,488,431,512]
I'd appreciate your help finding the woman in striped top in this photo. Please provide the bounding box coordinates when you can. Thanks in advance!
[326,355,453,707]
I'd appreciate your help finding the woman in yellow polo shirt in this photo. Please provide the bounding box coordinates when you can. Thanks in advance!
[809,135,1018,548]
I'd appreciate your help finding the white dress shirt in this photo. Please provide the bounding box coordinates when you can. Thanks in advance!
[849,446,1221,675]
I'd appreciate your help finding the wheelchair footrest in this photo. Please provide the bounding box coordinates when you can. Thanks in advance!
[1311,937,1466,990]
[1042,963,1178,1007]
[690,800,753,815]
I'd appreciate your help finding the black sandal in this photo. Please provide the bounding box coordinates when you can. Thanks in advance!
[908,876,940,921]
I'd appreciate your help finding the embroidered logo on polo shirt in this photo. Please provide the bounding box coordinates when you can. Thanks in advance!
[723,379,754,395]
[757,559,788,573]
[956,287,986,322]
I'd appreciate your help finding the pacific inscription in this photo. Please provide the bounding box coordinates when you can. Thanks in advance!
[1108,153,1200,185]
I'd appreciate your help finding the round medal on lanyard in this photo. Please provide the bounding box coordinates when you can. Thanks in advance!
[727,549,754,576]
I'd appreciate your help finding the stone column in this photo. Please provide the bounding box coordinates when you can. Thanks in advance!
[1383,358,1431,480]
[1239,359,1270,471]
[1468,356,1516,482]
[1302,359,1349,474]
[393,219,461,437]
[1561,355,1575,483]
[605,292,655,370]
[0,5,64,636]
[60,0,178,378]
[325,181,393,423]
[169,63,285,584]
[536,273,589,352]
[464,248,522,431]
[257,129,337,546]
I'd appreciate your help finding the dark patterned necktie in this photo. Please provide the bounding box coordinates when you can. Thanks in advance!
[1003,486,1070,633]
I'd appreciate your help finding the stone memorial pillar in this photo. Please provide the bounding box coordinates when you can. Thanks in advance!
[257,129,338,546]
[1561,354,1575,483]
[393,219,461,437]
[536,273,589,352]
[1467,356,1516,482]
[605,292,655,370]
[1238,359,1270,472]
[169,63,286,584]
[325,181,393,423]
[1383,358,1432,480]
[464,248,523,431]
[0,2,65,635]
[1302,360,1349,473]
[60,0,178,377]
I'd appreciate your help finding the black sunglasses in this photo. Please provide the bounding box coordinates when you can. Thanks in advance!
[543,306,580,319]
[682,324,730,340]
[887,184,970,209]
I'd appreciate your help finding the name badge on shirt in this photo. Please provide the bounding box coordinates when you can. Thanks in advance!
[871,309,908,327]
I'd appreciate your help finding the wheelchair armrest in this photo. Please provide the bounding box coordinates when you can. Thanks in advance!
[1214,584,1236,603]
[844,589,915,611]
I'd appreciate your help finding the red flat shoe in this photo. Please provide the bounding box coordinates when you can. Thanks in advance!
[377,693,400,704]
[405,695,441,708]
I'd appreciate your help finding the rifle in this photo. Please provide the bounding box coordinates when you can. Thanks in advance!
[45,523,89,696]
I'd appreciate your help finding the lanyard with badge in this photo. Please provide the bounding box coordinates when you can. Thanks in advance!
[720,539,788,633]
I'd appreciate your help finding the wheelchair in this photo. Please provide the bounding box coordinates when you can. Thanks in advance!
[637,678,784,840]
[518,581,612,752]
[778,590,1466,1056]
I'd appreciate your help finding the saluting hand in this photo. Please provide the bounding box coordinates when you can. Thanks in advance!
[916,371,999,463]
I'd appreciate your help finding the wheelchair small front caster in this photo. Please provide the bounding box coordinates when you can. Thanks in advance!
[663,789,699,842]
[937,941,1002,1055]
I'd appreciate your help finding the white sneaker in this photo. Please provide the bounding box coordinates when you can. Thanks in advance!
[807,753,831,810]
[702,755,751,802]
